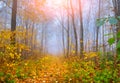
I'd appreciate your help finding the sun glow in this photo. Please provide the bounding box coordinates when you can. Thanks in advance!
[44,0,90,19]
[47,0,67,8]
[51,0,64,5]
[46,0,90,11]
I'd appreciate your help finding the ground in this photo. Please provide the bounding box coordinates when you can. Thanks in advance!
[0,54,120,83]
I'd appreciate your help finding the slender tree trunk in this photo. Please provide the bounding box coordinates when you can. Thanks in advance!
[66,17,70,57]
[78,0,84,57]
[112,0,120,67]
[41,24,44,56]
[96,0,101,52]
[66,0,70,57]
[102,25,105,55]
[70,0,78,55]
[61,23,66,56]
[31,22,35,55]
[11,0,17,45]
[117,1,120,56]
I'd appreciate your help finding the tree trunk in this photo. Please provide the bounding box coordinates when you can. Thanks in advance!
[11,0,17,45]
[96,0,101,52]
[116,0,120,64]
[78,0,84,57]
[112,0,120,67]
[61,22,66,56]
[70,0,78,56]
[66,0,70,57]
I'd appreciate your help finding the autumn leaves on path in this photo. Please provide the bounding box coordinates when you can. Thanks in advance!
[21,56,68,83]
[38,56,67,83]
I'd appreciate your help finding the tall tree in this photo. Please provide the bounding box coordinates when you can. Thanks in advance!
[78,0,84,57]
[115,0,120,57]
[66,0,70,57]
[112,0,120,50]
[70,0,78,55]
[96,0,101,52]
[11,0,17,44]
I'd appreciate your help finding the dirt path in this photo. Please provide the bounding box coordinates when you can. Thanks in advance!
[22,56,68,83]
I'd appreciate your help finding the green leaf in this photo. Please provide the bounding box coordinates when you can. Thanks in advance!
[117,32,120,38]
[116,40,120,49]
[0,72,4,77]
[117,16,120,20]
[74,73,80,78]
[96,18,106,27]
[9,80,15,83]
[108,17,118,25]
[16,73,21,79]
[117,55,120,61]
[6,73,12,78]
[108,38,115,45]
[104,33,113,36]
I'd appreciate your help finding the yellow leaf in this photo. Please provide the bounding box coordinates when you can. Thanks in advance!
[10,53,14,59]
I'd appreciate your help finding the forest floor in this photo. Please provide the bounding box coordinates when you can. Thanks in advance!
[18,56,68,83]
[0,54,120,83]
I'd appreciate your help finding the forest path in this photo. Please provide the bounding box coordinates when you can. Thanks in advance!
[23,56,68,83]
[39,56,66,81]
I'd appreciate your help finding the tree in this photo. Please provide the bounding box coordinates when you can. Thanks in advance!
[78,0,84,57]
[96,0,101,52]
[70,0,78,55]
[112,0,120,56]
[11,0,17,44]
[117,1,120,56]
[66,0,70,57]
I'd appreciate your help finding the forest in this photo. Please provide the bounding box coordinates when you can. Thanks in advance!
[0,0,120,83]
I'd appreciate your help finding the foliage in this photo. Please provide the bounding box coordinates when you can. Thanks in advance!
[97,16,120,60]
[95,16,120,82]
[96,16,120,27]
[0,52,120,82]
[0,30,30,62]
[0,31,120,83]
